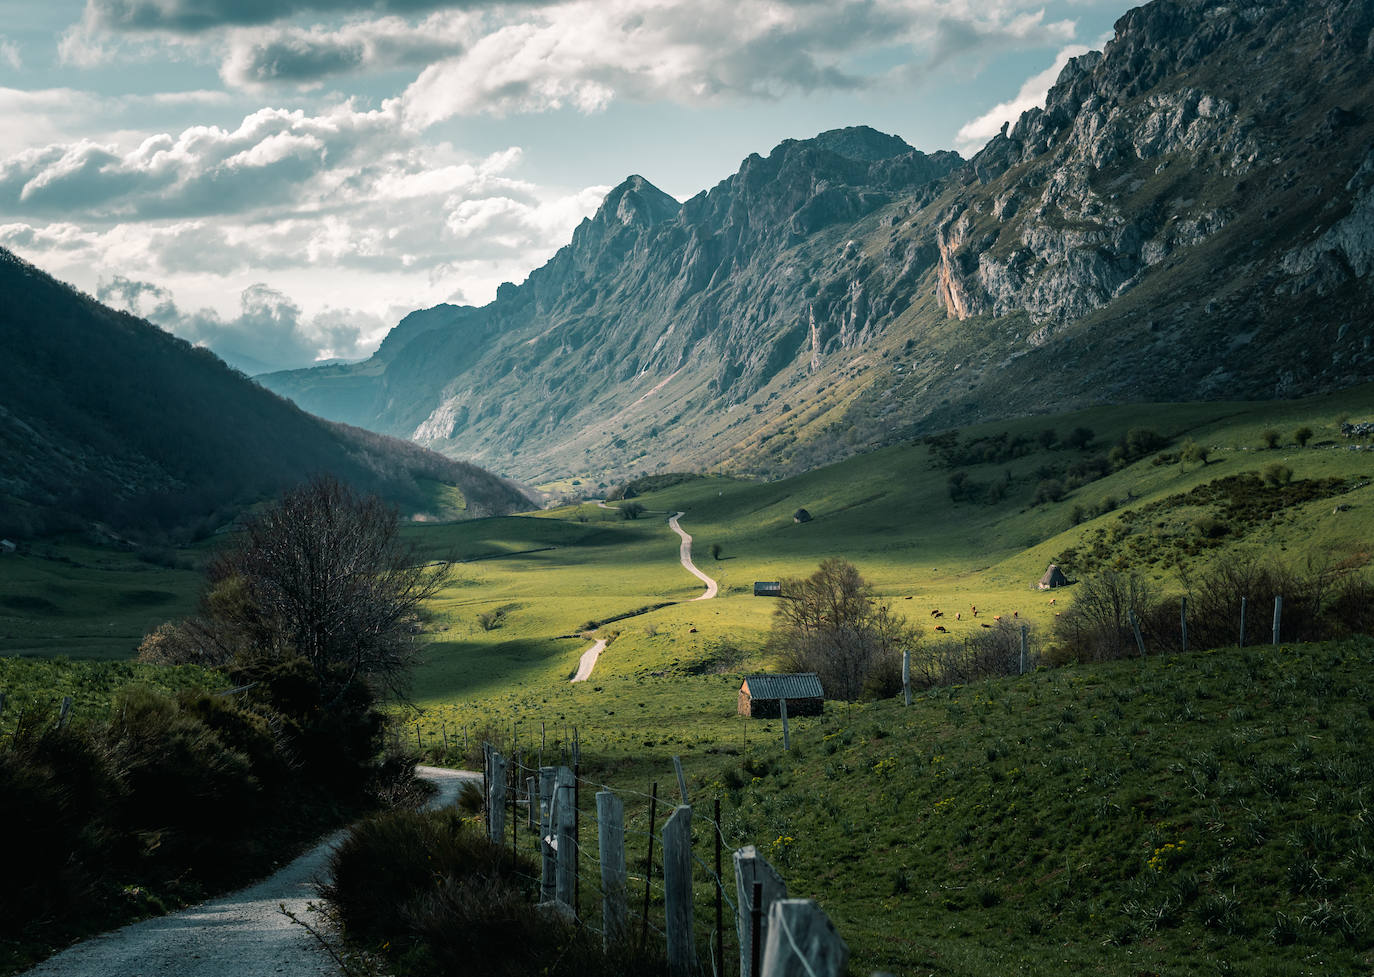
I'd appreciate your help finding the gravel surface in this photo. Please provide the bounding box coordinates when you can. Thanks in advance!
[20,766,477,977]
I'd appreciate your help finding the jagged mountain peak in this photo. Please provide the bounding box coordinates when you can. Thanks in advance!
[593,174,681,229]
[261,0,1374,486]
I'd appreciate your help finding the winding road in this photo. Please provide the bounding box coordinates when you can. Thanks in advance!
[20,767,477,977]
[569,507,718,683]
[668,511,718,601]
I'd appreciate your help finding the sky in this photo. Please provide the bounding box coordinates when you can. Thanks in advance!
[0,0,1130,374]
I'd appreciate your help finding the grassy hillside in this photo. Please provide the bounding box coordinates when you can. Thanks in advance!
[378,385,1374,975]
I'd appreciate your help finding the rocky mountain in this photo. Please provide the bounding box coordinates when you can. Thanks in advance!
[261,0,1374,485]
[0,247,531,541]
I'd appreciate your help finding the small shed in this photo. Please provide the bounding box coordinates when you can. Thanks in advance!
[1038,563,1069,590]
[792,508,812,523]
[0,539,15,554]
[738,673,824,718]
[754,581,782,597]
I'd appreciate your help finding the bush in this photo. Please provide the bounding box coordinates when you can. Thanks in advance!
[1052,570,1157,662]
[1262,463,1294,487]
[1262,429,1281,449]
[323,808,669,977]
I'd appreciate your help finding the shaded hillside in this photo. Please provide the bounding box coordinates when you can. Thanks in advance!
[262,0,1374,483]
[0,248,530,541]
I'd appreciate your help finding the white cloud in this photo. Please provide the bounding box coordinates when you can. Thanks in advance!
[954,43,1091,153]
[0,37,21,71]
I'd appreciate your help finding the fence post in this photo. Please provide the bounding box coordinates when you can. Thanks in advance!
[1239,596,1247,647]
[1019,624,1028,675]
[597,790,627,948]
[1129,610,1146,657]
[539,766,557,903]
[780,698,790,752]
[662,805,695,977]
[759,899,849,977]
[673,755,690,804]
[527,776,538,829]
[1181,595,1188,653]
[902,648,911,707]
[488,751,507,845]
[734,845,788,977]
[1272,595,1283,645]
[58,696,72,728]
[555,766,576,912]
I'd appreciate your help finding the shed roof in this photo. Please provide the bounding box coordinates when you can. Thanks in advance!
[742,673,824,700]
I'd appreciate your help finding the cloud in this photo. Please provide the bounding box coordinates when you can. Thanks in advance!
[0,37,21,71]
[954,43,1092,153]
[75,0,522,34]
[398,0,1078,125]
[220,13,475,89]
[97,274,388,371]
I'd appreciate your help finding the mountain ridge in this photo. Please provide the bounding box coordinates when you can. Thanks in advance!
[259,0,1374,484]
[0,247,531,541]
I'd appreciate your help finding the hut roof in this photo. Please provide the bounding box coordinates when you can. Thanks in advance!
[754,581,782,596]
[1038,563,1069,589]
[742,673,824,700]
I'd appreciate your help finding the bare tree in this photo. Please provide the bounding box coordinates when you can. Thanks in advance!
[766,558,917,700]
[145,477,451,707]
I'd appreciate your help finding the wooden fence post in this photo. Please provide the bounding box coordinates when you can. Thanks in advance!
[780,698,790,751]
[1019,624,1028,675]
[58,696,72,728]
[597,790,627,948]
[714,798,724,977]
[527,776,538,829]
[1272,595,1283,645]
[673,755,690,804]
[734,845,788,977]
[539,766,557,903]
[902,648,911,707]
[662,805,695,977]
[1129,610,1146,657]
[1181,595,1188,653]
[555,766,576,911]
[488,752,507,846]
[759,899,849,977]
[1239,596,1247,647]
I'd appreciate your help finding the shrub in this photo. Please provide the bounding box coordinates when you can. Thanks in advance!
[1262,429,1281,449]
[1262,463,1294,487]
[1295,426,1314,447]
[1052,569,1157,662]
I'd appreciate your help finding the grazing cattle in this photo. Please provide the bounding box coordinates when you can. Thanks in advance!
[981,623,992,628]
[1049,598,1056,605]
[933,611,944,618]
[993,615,1003,621]
[930,609,941,616]
[1012,610,1018,618]
[905,595,913,600]
[971,606,978,617]
[934,625,948,633]
[955,612,961,620]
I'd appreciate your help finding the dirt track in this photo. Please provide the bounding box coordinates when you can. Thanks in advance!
[20,767,476,977]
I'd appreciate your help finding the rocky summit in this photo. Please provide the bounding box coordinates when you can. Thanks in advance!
[260,0,1374,484]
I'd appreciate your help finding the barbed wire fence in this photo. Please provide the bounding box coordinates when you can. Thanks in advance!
[467,729,850,977]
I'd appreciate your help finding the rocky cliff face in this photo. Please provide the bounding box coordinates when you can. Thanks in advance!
[261,0,1374,484]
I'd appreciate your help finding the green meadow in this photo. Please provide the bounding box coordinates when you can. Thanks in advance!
[5,384,1374,974]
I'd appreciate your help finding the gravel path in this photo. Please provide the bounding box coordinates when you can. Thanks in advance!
[20,767,477,977]
[668,512,718,601]
[570,637,608,682]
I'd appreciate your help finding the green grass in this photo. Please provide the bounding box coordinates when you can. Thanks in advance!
[7,385,1374,974]
[0,541,204,660]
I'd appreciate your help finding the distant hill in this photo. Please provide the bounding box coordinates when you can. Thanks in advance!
[0,247,531,542]
[261,0,1374,484]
